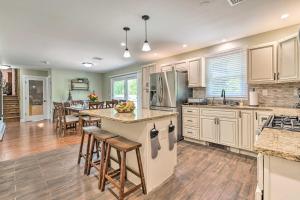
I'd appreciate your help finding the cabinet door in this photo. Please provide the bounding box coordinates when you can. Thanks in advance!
[218,118,238,147]
[239,110,253,151]
[188,58,204,87]
[277,35,299,82]
[200,116,217,143]
[161,64,173,72]
[248,43,277,84]
[142,67,150,89]
[183,126,199,139]
[174,61,187,72]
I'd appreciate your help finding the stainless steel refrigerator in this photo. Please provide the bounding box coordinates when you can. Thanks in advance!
[149,70,192,141]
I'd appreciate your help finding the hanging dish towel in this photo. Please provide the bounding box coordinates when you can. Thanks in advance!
[150,124,161,159]
[168,121,176,150]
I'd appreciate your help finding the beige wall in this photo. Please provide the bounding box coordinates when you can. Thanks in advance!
[102,23,300,104]
[51,69,103,102]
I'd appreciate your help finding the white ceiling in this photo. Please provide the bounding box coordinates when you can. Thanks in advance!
[0,0,300,72]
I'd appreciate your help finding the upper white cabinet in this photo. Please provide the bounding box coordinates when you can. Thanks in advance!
[174,61,188,72]
[248,42,277,84]
[161,64,173,72]
[188,58,205,88]
[277,34,299,82]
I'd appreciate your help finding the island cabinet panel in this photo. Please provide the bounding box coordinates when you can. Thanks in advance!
[200,116,217,143]
[277,34,299,82]
[248,42,277,84]
[218,118,238,147]
[94,113,177,193]
[263,155,300,200]
[238,110,254,151]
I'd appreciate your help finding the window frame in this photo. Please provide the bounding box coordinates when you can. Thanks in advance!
[111,73,138,102]
[205,48,248,99]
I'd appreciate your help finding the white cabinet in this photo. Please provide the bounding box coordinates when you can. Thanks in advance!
[277,34,299,82]
[218,118,238,147]
[188,58,205,88]
[142,64,156,108]
[200,116,217,143]
[182,107,200,140]
[161,64,173,72]
[174,61,187,72]
[248,42,277,84]
[239,110,253,151]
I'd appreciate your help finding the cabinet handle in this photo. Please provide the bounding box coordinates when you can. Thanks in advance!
[255,112,258,120]
[277,72,280,80]
[187,111,192,113]
[273,73,276,80]
[187,120,193,122]
[239,111,242,118]
[214,118,216,125]
[187,131,193,134]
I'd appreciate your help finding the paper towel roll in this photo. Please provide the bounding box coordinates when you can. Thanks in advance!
[249,90,258,106]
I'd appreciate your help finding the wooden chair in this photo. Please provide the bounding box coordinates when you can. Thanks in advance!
[106,99,118,108]
[71,100,84,106]
[101,136,147,200]
[53,102,63,130]
[56,105,79,137]
[89,101,105,109]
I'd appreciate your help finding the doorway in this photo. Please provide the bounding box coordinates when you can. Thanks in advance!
[22,76,50,121]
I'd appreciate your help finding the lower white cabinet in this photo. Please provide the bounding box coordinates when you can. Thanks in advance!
[218,118,238,147]
[200,116,217,143]
[183,126,199,139]
[239,110,254,151]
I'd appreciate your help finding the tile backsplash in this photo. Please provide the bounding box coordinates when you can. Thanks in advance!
[192,82,300,108]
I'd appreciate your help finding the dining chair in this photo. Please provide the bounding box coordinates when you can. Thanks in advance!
[53,102,63,130]
[89,101,104,109]
[71,100,84,106]
[56,105,79,137]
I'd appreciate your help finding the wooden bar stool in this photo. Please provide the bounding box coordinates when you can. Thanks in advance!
[77,126,101,174]
[87,130,118,189]
[101,136,147,200]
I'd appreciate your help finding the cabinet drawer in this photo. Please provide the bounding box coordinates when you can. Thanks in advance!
[201,109,237,118]
[183,107,200,116]
[183,116,199,127]
[183,127,199,139]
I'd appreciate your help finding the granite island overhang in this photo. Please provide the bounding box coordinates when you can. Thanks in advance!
[80,108,178,192]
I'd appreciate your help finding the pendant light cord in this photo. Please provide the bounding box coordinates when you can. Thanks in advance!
[145,20,148,41]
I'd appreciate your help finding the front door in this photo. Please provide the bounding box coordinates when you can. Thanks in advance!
[24,76,48,121]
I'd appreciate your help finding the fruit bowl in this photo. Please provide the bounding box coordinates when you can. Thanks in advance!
[114,101,135,113]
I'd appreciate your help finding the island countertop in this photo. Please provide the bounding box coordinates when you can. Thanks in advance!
[80,108,178,123]
[254,128,300,162]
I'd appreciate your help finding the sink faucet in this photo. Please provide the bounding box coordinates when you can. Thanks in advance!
[221,89,226,105]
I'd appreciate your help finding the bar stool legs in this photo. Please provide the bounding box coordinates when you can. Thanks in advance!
[136,148,147,194]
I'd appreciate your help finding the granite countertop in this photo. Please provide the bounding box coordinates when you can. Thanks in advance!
[254,128,300,162]
[80,108,178,124]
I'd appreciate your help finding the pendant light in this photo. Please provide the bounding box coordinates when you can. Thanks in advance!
[123,27,131,58]
[142,15,151,52]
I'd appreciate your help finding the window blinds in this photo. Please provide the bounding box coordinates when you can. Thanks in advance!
[206,49,247,98]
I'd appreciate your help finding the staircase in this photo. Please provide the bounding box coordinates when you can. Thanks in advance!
[3,95,20,122]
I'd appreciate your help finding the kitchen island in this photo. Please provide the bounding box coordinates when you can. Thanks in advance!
[80,108,178,192]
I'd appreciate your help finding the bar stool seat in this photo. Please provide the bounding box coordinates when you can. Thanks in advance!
[101,136,147,200]
[93,130,118,141]
[107,136,141,152]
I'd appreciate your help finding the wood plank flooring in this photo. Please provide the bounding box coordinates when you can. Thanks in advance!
[0,121,257,200]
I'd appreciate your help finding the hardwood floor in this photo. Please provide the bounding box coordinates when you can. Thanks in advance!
[0,120,82,161]
[0,121,257,200]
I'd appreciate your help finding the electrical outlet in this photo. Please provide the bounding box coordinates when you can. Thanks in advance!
[262,89,268,96]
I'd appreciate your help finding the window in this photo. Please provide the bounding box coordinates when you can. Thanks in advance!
[206,49,247,98]
[111,73,138,104]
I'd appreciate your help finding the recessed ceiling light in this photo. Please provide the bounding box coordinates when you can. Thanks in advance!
[281,13,289,19]
[41,60,49,65]
[120,42,126,46]
[92,57,103,61]
[182,44,187,48]
[153,53,158,56]
[82,62,93,68]
[0,65,11,69]
[221,39,227,43]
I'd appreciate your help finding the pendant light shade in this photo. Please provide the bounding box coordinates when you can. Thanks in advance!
[123,48,131,58]
[142,15,151,52]
[123,27,131,58]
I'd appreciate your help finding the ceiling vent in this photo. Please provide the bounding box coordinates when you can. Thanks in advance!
[227,0,244,6]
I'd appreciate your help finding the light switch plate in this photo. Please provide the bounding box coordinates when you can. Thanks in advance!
[262,89,268,96]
